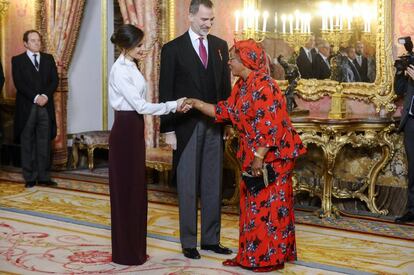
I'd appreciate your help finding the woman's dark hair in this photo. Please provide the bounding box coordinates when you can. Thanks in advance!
[110,24,144,50]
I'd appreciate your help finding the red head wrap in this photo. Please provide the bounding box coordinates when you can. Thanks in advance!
[233,39,268,74]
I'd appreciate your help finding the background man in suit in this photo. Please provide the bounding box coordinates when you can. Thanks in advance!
[394,64,414,223]
[354,41,369,82]
[296,35,315,79]
[344,47,361,82]
[12,30,58,188]
[159,0,232,259]
[313,40,331,80]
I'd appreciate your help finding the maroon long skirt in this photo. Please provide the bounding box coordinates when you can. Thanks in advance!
[109,111,147,265]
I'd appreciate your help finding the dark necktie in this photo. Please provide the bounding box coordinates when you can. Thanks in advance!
[33,54,39,70]
[199,37,208,68]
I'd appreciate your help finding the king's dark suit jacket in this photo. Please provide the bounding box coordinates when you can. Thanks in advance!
[12,52,58,143]
[159,32,231,166]
[296,47,315,79]
[312,53,331,80]
[353,55,369,82]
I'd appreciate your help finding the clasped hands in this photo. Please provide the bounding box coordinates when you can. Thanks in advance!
[176,98,198,113]
[35,95,48,107]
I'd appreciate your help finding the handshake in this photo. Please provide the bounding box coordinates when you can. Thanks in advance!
[176,98,199,113]
[165,97,218,150]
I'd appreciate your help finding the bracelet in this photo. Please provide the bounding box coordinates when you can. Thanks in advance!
[254,152,265,160]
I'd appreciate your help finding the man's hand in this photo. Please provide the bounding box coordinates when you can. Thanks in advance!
[407,65,414,80]
[162,132,177,150]
[223,125,235,140]
[36,95,48,106]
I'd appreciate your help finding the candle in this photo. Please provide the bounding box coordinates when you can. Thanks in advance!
[322,15,326,31]
[263,11,269,32]
[274,12,278,32]
[347,15,352,30]
[329,14,334,31]
[367,13,372,32]
[288,14,293,34]
[300,15,304,33]
[363,15,368,32]
[282,14,286,34]
[295,10,300,31]
[337,4,341,27]
[255,10,259,31]
[243,9,247,30]
[235,10,240,32]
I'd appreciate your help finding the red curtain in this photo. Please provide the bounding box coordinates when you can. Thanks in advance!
[118,0,161,147]
[40,0,86,168]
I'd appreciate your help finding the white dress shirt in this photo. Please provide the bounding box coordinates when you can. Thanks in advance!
[304,47,312,62]
[356,55,363,66]
[319,53,330,68]
[109,54,177,114]
[188,27,209,60]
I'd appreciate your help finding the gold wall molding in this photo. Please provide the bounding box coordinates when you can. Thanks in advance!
[168,0,175,42]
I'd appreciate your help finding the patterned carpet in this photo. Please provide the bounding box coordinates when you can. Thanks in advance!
[0,170,414,274]
[1,168,413,241]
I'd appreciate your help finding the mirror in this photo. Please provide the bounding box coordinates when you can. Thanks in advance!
[161,0,394,112]
[259,0,377,83]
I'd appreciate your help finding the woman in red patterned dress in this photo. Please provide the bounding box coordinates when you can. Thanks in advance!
[184,39,306,272]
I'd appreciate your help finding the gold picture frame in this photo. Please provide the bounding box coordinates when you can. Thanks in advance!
[161,0,395,113]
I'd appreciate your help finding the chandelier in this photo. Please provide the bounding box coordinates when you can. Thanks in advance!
[233,0,376,49]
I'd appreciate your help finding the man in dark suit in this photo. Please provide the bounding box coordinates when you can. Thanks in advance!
[159,0,232,259]
[296,35,316,79]
[313,41,331,80]
[344,47,361,82]
[353,41,369,82]
[394,64,414,223]
[12,30,58,188]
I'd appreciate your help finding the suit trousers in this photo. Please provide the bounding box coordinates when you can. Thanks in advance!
[20,104,51,182]
[404,116,414,212]
[176,119,223,248]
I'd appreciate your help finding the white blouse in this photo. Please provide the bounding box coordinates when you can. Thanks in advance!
[109,54,177,115]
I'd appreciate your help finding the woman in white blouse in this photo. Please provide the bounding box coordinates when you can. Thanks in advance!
[108,24,187,266]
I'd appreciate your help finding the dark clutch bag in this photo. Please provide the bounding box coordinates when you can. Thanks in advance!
[242,164,278,194]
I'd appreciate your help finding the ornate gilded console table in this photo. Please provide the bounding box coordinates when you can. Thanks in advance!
[292,113,398,218]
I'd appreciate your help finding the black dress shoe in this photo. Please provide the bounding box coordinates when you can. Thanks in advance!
[38,180,58,187]
[182,248,200,259]
[201,243,232,255]
[395,212,414,223]
[25,181,36,188]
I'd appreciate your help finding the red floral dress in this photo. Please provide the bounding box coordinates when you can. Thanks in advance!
[215,71,306,268]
